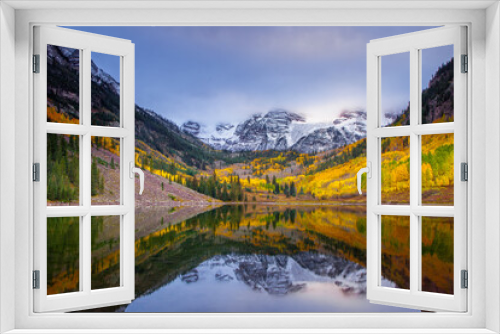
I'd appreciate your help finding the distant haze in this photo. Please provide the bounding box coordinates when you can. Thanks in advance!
[69,26,451,127]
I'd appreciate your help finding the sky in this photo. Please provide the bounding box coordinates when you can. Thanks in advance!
[69,26,453,128]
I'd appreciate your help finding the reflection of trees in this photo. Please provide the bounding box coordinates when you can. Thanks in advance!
[90,216,120,290]
[381,215,454,293]
[60,205,454,312]
[381,216,410,290]
[421,217,454,294]
[47,217,80,295]
[129,205,369,301]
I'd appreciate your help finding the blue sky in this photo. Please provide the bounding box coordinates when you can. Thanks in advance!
[69,26,453,127]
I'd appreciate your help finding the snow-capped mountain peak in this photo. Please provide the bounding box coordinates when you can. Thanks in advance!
[181,108,366,154]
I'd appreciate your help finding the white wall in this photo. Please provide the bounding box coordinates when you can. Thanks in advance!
[0,2,16,334]
[486,2,500,333]
[3,4,495,332]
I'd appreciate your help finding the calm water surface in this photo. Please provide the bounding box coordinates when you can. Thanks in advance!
[48,204,452,312]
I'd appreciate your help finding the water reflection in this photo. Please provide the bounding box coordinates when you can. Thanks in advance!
[53,205,453,312]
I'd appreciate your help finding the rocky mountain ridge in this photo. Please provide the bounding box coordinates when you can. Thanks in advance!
[179,252,396,295]
[182,109,367,154]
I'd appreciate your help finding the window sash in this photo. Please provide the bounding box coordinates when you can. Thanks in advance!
[33,26,136,313]
[366,26,467,312]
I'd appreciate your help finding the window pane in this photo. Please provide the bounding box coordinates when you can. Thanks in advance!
[381,52,410,127]
[421,217,454,294]
[47,45,80,124]
[91,137,120,205]
[381,215,410,290]
[47,134,80,206]
[91,52,120,127]
[47,217,80,295]
[381,136,410,205]
[421,45,454,124]
[421,133,454,206]
[91,216,121,290]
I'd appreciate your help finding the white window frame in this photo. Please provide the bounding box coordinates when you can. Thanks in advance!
[1,2,498,333]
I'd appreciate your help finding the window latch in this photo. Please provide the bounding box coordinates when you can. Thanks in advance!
[129,162,144,195]
[356,162,372,195]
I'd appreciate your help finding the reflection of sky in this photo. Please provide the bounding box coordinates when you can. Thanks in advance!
[68,26,452,127]
[124,255,417,313]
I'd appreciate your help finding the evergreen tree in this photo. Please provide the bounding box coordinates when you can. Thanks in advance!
[272,175,279,194]
[222,182,229,201]
[99,174,105,192]
[274,182,280,195]
[290,181,297,197]
[110,157,115,169]
[284,183,290,197]
[266,175,270,184]
[91,158,99,196]
[161,182,164,191]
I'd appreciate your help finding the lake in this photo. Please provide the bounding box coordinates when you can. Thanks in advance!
[46,204,453,312]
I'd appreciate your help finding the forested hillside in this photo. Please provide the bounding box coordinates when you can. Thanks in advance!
[391,59,454,126]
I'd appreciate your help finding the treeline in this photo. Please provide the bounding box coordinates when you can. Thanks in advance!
[269,175,300,197]
[185,172,244,202]
[47,134,112,202]
[310,139,366,175]
[47,134,80,202]
[137,152,196,178]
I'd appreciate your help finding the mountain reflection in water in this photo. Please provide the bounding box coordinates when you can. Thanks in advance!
[64,205,437,312]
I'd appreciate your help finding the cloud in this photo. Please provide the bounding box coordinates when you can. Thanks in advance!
[168,27,368,62]
[162,91,272,127]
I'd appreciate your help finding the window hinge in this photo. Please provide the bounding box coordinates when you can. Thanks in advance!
[461,270,468,289]
[33,163,40,182]
[461,162,468,182]
[33,270,40,289]
[33,54,40,73]
[461,54,468,73]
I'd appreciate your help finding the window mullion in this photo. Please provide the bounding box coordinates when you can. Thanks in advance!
[409,47,420,295]
[82,48,92,294]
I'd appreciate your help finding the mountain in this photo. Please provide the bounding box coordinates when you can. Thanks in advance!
[47,45,224,169]
[182,109,366,154]
[178,252,396,296]
[291,110,366,154]
[391,58,454,126]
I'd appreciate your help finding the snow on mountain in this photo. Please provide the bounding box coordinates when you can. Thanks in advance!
[178,252,396,295]
[291,110,366,153]
[47,45,120,95]
[181,121,203,136]
[181,109,366,154]
[91,61,120,94]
